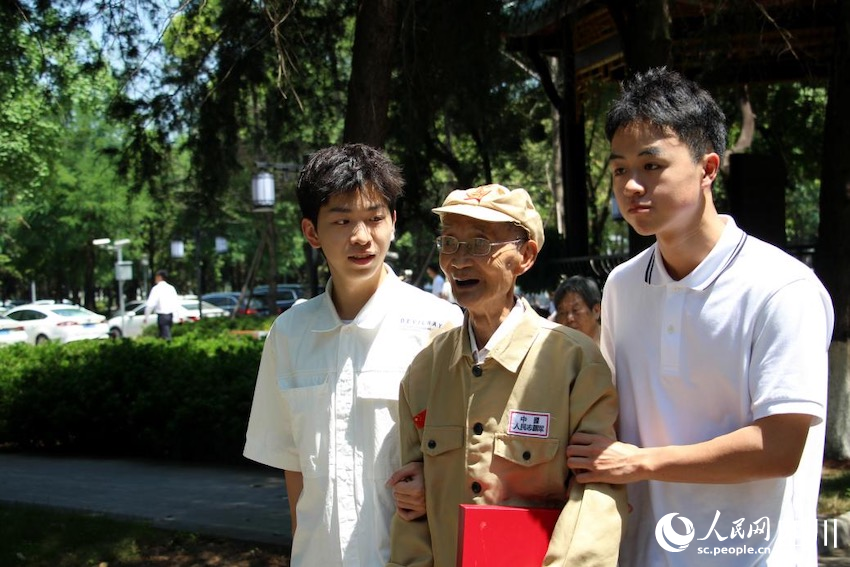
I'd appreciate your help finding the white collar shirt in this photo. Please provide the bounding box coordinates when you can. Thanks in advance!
[244,266,462,567]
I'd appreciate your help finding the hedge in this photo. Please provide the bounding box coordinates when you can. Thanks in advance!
[0,321,269,464]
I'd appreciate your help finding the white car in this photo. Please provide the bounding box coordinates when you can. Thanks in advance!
[0,315,29,346]
[107,297,227,339]
[178,295,229,322]
[3,303,110,345]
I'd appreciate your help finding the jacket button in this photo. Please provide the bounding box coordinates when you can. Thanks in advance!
[471,481,482,494]
[473,422,484,435]
[522,450,531,461]
[472,365,482,377]
[427,439,436,449]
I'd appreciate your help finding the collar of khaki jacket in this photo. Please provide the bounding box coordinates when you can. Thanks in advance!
[448,296,541,375]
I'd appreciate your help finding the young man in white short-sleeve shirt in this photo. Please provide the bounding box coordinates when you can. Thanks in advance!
[243,144,462,567]
[566,68,833,566]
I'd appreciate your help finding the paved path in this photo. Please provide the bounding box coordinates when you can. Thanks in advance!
[0,452,847,565]
[0,453,291,547]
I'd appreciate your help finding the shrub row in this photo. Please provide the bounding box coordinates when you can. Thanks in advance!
[0,324,268,464]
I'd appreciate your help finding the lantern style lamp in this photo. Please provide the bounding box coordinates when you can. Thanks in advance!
[252,171,276,212]
[170,240,185,259]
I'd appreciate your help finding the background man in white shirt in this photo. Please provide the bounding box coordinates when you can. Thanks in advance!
[144,270,180,340]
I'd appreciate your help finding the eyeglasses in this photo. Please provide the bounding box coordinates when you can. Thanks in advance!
[435,235,526,256]
[557,307,590,320]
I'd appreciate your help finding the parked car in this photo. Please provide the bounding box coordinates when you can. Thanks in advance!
[0,299,26,316]
[201,292,266,316]
[178,296,229,322]
[251,283,319,314]
[0,315,29,346]
[107,296,227,338]
[3,303,110,345]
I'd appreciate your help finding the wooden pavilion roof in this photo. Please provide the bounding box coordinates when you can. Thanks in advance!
[503,0,838,87]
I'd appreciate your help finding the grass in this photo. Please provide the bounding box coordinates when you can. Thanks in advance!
[0,504,289,567]
[820,460,850,517]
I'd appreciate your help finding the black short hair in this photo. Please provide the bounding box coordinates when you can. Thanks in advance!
[155,270,168,280]
[553,275,601,310]
[605,67,727,163]
[296,144,404,226]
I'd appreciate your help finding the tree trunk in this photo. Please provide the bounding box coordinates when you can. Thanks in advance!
[815,0,850,460]
[607,0,671,256]
[560,15,589,258]
[343,0,398,147]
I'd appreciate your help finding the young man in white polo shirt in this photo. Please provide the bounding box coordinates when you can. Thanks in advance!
[566,68,834,566]
[243,144,462,567]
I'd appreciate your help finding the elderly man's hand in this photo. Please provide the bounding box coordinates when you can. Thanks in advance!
[566,432,644,484]
[387,461,426,521]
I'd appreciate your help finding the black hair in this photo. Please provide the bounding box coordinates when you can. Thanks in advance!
[605,67,727,163]
[155,270,168,279]
[295,144,404,226]
[553,275,601,311]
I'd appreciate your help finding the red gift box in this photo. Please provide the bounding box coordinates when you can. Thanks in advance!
[456,504,561,566]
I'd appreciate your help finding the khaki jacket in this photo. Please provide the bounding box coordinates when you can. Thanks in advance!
[388,300,626,567]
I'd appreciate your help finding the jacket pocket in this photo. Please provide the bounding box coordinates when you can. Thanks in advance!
[494,434,560,467]
[421,425,464,457]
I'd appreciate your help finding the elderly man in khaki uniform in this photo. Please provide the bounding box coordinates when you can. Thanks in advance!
[387,185,626,567]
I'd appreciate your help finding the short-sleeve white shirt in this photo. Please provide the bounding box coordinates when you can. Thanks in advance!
[602,216,833,566]
[244,266,462,567]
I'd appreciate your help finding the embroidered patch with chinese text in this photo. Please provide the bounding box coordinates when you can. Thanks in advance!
[508,410,550,437]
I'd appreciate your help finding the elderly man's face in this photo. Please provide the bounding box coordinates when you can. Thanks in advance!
[438,213,532,317]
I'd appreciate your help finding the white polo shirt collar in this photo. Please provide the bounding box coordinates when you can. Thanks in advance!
[644,215,748,291]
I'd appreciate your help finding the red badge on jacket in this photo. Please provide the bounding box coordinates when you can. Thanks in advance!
[413,409,427,429]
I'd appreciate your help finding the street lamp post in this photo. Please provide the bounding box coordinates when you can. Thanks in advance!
[239,161,302,316]
[93,238,132,336]
[251,170,277,315]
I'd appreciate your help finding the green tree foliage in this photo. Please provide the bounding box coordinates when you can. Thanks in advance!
[0,0,832,300]
[153,1,357,290]
[747,83,826,246]
[0,13,148,304]
[0,21,63,290]
[387,0,555,279]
